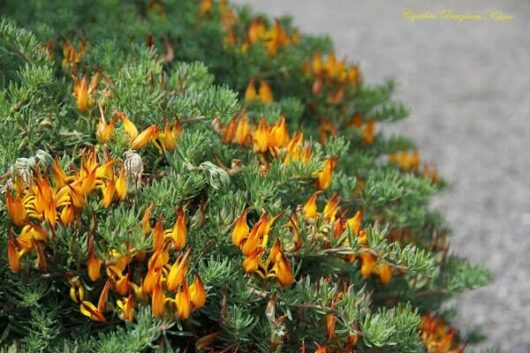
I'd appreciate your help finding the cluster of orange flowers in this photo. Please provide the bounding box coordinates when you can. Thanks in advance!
[76,207,206,322]
[97,111,182,152]
[62,38,86,70]
[201,0,238,47]
[244,78,274,105]
[301,192,393,284]
[240,18,299,55]
[199,0,299,55]
[421,314,465,353]
[389,150,440,183]
[303,51,360,105]
[6,150,127,273]
[214,113,338,190]
[231,210,293,286]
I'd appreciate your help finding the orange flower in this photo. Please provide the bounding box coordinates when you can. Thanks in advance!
[117,294,135,321]
[5,188,27,226]
[252,118,270,153]
[244,79,258,102]
[346,211,362,237]
[33,239,47,270]
[242,249,263,274]
[142,267,162,294]
[166,207,186,250]
[378,263,392,284]
[175,281,191,320]
[323,194,340,222]
[274,251,293,286]
[316,157,337,190]
[363,120,376,144]
[302,191,320,219]
[241,223,263,257]
[72,73,98,112]
[130,125,159,150]
[62,39,85,69]
[360,252,376,278]
[152,282,166,318]
[232,209,249,247]
[100,178,116,208]
[87,236,102,281]
[258,80,273,104]
[7,233,22,273]
[117,112,139,141]
[166,249,191,291]
[189,274,206,309]
[156,119,182,151]
[315,343,327,353]
[152,216,165,252]
[96,115,118,143]
[269,116,289,148]
[234,114,251,145]
[222,115,237,144]
[326,313,336,339]
[115,166,127,201]
[141,204,154,235]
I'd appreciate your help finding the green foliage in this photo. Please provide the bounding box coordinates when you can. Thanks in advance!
[0,1,492,353]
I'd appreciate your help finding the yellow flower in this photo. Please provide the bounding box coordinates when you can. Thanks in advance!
[118,112,139,141]
[80,301,106,322]
[117,294,135,321]
[69,280,86,304]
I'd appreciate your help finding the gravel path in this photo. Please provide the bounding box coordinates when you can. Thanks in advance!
[235,1,530,351]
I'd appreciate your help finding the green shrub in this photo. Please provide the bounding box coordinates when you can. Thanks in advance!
[0,1,491,352]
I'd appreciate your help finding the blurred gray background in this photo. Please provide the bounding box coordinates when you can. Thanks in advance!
[235,0,530,351]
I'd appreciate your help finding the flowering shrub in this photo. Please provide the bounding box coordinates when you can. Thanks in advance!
[0,1,491,352]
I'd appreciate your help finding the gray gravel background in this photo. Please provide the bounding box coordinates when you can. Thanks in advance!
[235,1,530,351]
